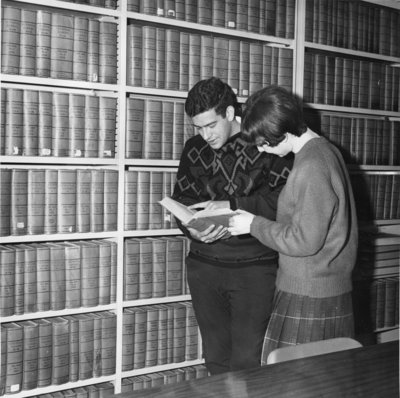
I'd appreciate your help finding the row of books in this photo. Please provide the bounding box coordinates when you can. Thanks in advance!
[126,96,194,160]
[61,0,117,8]
[0,169,118,237]
[124,236,189,301]
[1,88,117,158]
[317,113,399,166]
[122,302,200,371]
[303,52,400,111]
[127,0,295,39]
[0,239,117,317]
[124,169,177,231]
[1,6,118,83]
[1,312,117,394]
[305,0,400,57]
[35,382,116,398]
[353,276,399,333]
[127,24,294,95]
[351,173,400,221]
[120,364,208,393]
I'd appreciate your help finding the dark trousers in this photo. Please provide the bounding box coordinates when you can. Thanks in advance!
[186,255,277,375]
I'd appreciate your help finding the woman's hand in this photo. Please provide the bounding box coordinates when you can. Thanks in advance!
[228,209,255,236]
[188,200,230,211]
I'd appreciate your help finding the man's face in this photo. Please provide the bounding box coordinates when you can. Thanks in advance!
[191,108,232,150]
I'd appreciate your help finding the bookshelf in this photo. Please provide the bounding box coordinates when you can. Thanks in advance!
[0,0,399,396]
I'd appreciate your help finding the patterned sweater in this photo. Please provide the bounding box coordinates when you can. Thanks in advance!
[173,133,292,266]
[251,137,358,297]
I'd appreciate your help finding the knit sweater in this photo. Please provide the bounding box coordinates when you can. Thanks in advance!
[250,137,358,297]
[173,133,293,266]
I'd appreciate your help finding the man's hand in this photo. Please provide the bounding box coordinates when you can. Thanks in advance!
[185,223,230,243]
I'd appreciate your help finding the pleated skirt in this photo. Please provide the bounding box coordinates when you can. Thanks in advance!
[261,289,355,365]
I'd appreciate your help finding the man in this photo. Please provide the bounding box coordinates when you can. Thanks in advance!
[172,77,292,375]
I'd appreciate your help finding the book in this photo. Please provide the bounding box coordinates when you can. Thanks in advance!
[1,6,21,75]
[92,313,102,377]
[19,243,37,313]
[156,304,168,365]
[172,302,186,363]
[99,97,117,158]
[76,169,91,232]
[0,169,12,236]
[19,9,36,76]
[138,239,153,299]
[142,25,157,87]
[37,91,52,156]
[90,169,105,232]
[188,33,201,88]
[50,13,74,79]
[11,169,28,236]
[76,313,95,379]
[142,99,162,159]
[69,94,85,157]
[173,102,185,160]
[109,240,117,303]
[161,100,174,160]
[124,170,138,230]
[5,88,23,156]
[29,243,50,311]
[156,27,166,88]
[2,322,23,394]
[133,307,147,369]
[84,95,100,157]
[36,10,52,78]
[249,42,263,94]
[80,241,100,307]
[0,245,15,316]
[228,39,240,94]
[103,169,118,231]
[36,319,52,387]
[94,240,112,305]
[20,320,39,390]
[73,16,89,81]
[124,238,140,301]
[126,24,142,86]
[164,237,184,296]
[159,196,235,232]
[179,31,190,91]
[49,317,70,385]
[44,169,58,234]
[27,169,45,235]
[87,19,100,82]
[165,29,180,90]
[57,169,77,233]
[47,242,66,310]
[183,302,199,360]
[99,311,117,376]
[63,242,81,308]
[150,238,167,298]
[22,89,39,156]
[136,171,151,230]
[98,20,118,84]
[122,308,135,371]
[52,92,70,157]
[200,35,213,80]
[239,41,250,96]
[145,305,159,367]
[126,97,144,158]
[149,171,163,229]
[213,36,229,82]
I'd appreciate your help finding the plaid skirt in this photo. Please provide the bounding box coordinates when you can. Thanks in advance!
[261,290,355,365]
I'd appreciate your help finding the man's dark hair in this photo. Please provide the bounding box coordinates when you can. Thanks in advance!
[185,77,242,118]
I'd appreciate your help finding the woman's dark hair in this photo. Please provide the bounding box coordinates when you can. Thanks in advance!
[242,85,307,146]
[185,77,242,118]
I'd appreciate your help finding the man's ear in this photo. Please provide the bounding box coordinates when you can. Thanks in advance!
[225,105,235,121]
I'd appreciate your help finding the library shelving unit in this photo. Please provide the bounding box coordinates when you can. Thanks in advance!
[0,0,297,396]
[0,0,399,397]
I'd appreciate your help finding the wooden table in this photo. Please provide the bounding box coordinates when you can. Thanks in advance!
[114,340,399,398]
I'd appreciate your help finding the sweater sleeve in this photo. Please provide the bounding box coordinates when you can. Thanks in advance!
[250,160,338,256]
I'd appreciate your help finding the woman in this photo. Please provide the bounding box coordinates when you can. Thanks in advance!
[228,85,358,364]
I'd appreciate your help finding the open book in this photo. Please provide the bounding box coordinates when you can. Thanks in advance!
[159,197,235,232]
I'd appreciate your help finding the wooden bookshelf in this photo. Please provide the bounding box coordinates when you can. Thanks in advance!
[0,0,399,396]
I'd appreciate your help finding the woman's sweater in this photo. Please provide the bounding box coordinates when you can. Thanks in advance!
[251,137,358,297]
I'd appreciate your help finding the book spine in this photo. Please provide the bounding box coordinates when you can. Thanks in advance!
[236,0,248,31]
[57,169,77,233]
[0,246,15,316]
[52,92,70,157]
[48,243,66,310]
[21,320,39,390]
[38,91,53,156]
[35,244,50,312]
[126,24,143,86]
[125,97,144,158]
[155,27,166,89]
[92,313,102,378]
[1,6,21,74]
[22,245,37,313]
[227,39,240,95]
[1,88,5,155]
[66,316,79,382]
[36,10,52,78]
[11,169,28,236]
[77,314,95,379]
[184,302,199,360]
[142,25,157,87]
[124,170,138,230]
[97,241,112,305]
[72,16,89,81]
[213,36,229,83]
[36,319,52,387]
[136,171,151,230]
[249,42,263,95]
[197,0,212,25]
[13,246,24,315]
[50,317,70,385]
[124,239,140,301]
[149,172,163,230]
[239,41,249,97]
[179,32,190,91]
[173,103,184,160]
[151,239,167,297]
[165,29,180,90]
[166,237,184,296]
[76,169,91,233]
[5,88,23,156]
[212,0,225,27]
[172,303,186,363]
[100,312,117,376]
[19,10,36,77]
[65,244,81,308]
[90,169,105,232]
[22,89,39,156]
[98,97,117,158]
[122,309,135,371]
[81,243,100,307]
[27,169,45,235]
[200,35,213,80]
[50,13,74,79]
[139,240,153,299]
[44,169,58,234]
[84,95,100,157]
[99,21,118,84]
[133,308,147,369]
[157,305,168,364]
[3,322,23,394]
[109,240,117,303]
[69,94,85,157]
[103,169,118,231]
[145,306,159,367]
[0,169,12,236]
[188,33,201,88]
[87,19,100,82]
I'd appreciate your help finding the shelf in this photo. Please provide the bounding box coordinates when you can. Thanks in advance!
[0,156,118,165]
[123,295,192,308]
